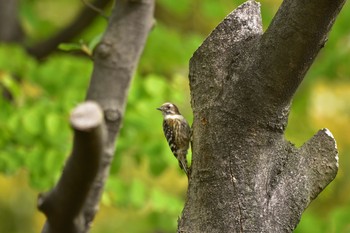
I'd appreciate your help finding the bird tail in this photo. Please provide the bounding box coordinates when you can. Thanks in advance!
[177,151,190,178]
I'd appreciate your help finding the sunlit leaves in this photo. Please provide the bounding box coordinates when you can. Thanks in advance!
[0,45,84,189]
[158,0,190,16]
[58,34,102,57]
[0,0,349,232]
[0,42,191,232]
[140,24,202,75]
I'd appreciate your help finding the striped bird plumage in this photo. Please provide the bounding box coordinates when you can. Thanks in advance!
[157,103,191,177]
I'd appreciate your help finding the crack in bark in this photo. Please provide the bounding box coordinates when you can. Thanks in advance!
[265,166,271,213]
[229,165,243,233]
[180,0,344,231]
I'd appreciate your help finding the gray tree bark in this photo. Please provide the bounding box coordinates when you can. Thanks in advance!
[83,0,154,231]
[38,0,155,232]
[179,0,343,232]
[0,0,23,42]
[38,102,106,233]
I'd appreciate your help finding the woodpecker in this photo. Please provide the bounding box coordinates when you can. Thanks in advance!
[157,102,191,177]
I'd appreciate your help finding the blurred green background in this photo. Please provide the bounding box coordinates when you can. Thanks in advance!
[0,0,349,232]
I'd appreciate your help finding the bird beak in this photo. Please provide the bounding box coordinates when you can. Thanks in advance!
[156,107,162,111]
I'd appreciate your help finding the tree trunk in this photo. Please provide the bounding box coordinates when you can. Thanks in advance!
[82,0,154,230]
[0,0,23,42]
[179,0,343,232]
[37,0,155,232]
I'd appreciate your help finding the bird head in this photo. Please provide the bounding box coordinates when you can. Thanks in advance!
[157,102,180,116]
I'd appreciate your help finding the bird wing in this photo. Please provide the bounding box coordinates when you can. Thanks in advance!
[163,119,177,155]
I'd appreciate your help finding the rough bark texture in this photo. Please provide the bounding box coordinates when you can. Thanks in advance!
[38,0,154,232]
[38,102,105,233]
[179,0,343,232]
[83,0,155,231]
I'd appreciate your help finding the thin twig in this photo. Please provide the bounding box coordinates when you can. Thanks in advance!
[81,0,109,19]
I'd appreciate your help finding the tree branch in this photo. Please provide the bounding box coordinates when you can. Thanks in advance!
[267,129,338,231]
[38,102,105,233]
[257,0,346,105]
[82,0,155,231]
[38,0,154,232]
[0,0,24,42]
[180,0,344,232]
[26,0,112,60]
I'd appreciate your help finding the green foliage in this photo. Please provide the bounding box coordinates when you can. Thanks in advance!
[294,204,350,233]
[0,173,38,233]
[140,24,203,75]
[0,45,91,189]
[58,33,103,57]
[0,0,350,233]
[115,72,191,175]
[20,0,82,41]
[0,40,191,232]
[159,0,191,16]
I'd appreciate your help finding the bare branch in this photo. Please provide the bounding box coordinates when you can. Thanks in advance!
[81,0,109,19]
[0,0,24,42]
[82,0,155,230]
[267,129,338,231]
[253,0,347,106]
[27,0,112,60]
[38,102,105,233]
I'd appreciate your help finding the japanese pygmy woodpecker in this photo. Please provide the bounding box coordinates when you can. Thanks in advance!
[157,102,191,177]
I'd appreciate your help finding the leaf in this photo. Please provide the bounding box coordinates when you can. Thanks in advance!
[0,72,21,100]
[129,179,146,208]
[151,188,168,211]
[58,43,82,52]
[45,112,61,136]
[106,178,128,206]
[22,107,42,135]
[330,206,350,233]
[88,33,103,51]
[159,0,190,16]
[144,74,167,98]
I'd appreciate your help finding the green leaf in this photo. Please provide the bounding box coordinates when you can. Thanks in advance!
[45,112,61,136]
[129,179,146,208]
[158,0,190,16]
[22,107,42,135]
[330,206,350,233]
[58,43,82,52]
[143,74,167,98]
[0,72,21,100]
[88,33,103,51]
[106,178,128,206]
